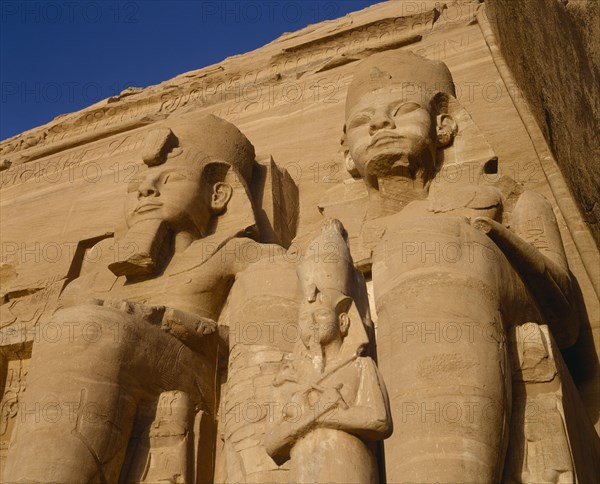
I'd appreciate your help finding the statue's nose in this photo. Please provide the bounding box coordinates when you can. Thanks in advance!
[138,175,160,198]
[369,111,395,135]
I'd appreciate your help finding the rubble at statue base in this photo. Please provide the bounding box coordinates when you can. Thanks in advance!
[1,1,599,483]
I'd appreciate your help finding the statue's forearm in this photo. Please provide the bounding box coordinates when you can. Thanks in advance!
[473,216,578,347]
[264,404,333,465]
[320,405,392,440]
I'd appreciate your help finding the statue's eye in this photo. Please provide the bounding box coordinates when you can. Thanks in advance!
[392,102,421,117]
[348,113,371,130]
[163,173,187,184]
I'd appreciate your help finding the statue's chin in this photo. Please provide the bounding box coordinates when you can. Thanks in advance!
[127,209,167,227]
[365,152,415,179]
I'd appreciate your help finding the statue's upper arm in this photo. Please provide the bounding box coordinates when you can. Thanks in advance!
[511,190,568,271]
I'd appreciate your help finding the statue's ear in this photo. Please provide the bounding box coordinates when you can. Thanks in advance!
[339,312,350,336]
[336,295,353,337]
[342,127,361,178]
[211,182,233,214]
[345,152,360,178]
[436,114,458,147]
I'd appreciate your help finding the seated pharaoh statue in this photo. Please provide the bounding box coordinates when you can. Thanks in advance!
[316,49,585,483]
[3,113,296,484]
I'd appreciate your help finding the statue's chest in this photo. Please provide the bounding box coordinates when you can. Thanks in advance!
[369,212,524,318]
[293,357,363,406]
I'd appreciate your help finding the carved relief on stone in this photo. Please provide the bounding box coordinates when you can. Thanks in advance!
[219,252,299,484]
[264,219,392,484]
[1,113,298,484]
[505,323,600,484]
[0,344,30,480]
[505,323,574,484]
[1,8,598,482]
[123,390,194,484]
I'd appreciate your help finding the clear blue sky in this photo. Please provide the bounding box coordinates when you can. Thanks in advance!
[1,0,381,141]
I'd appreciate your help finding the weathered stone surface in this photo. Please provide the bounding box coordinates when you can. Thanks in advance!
[1,112,299,483]
[505,323,600,484]
[263,219,391,484]
[1,1,599,482]
[485,0,600,244]
[330,46,591,483]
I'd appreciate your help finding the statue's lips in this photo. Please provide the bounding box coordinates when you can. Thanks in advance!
[134,201,163,213]
[368,131,403,148]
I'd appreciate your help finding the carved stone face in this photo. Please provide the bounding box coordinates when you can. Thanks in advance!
[299,292,349,347]
[345,89,436,181]
[125,162,211,236]
[311,303,339,345]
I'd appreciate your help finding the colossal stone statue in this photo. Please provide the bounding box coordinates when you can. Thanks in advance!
[3,4,600,483]
[3,113,294,484]
[336,50,581,483]
[264,219,392,484]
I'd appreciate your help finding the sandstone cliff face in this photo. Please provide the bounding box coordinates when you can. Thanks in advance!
[486,0,600,244]
[1,1,599,482]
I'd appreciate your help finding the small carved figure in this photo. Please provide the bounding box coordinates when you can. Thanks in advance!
[129,391,193,484]
[264,219,392,484]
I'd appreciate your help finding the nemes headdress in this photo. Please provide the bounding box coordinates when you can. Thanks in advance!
[111,114,258,279]
[346,49,456,118]
[141,113,256,186]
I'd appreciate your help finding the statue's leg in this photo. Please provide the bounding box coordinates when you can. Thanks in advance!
[4,305,140,483]
[375,277,511,483]
[4,304,212,484]
[372,219,519,483]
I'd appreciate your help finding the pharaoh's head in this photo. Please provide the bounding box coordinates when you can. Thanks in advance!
[110,114,256,277]
[296,219,358,350]
[299,290,352,348]
[342,50,458,188]
[125,114,255,237]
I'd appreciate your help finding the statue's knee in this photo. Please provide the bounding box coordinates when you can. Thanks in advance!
[42,304,136,354]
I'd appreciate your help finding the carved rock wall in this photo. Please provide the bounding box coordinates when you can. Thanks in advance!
[1,1,600,481]
[486,0,600,244]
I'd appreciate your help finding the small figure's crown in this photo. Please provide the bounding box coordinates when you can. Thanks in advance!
[297,218,354,303]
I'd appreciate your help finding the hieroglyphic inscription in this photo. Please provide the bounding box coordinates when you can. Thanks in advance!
[524,216,550,251]
[0,350,31,480]
[0,7,437,161]
[158,17,429,118]
[0,132,146,188]
[0,275,65,348]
